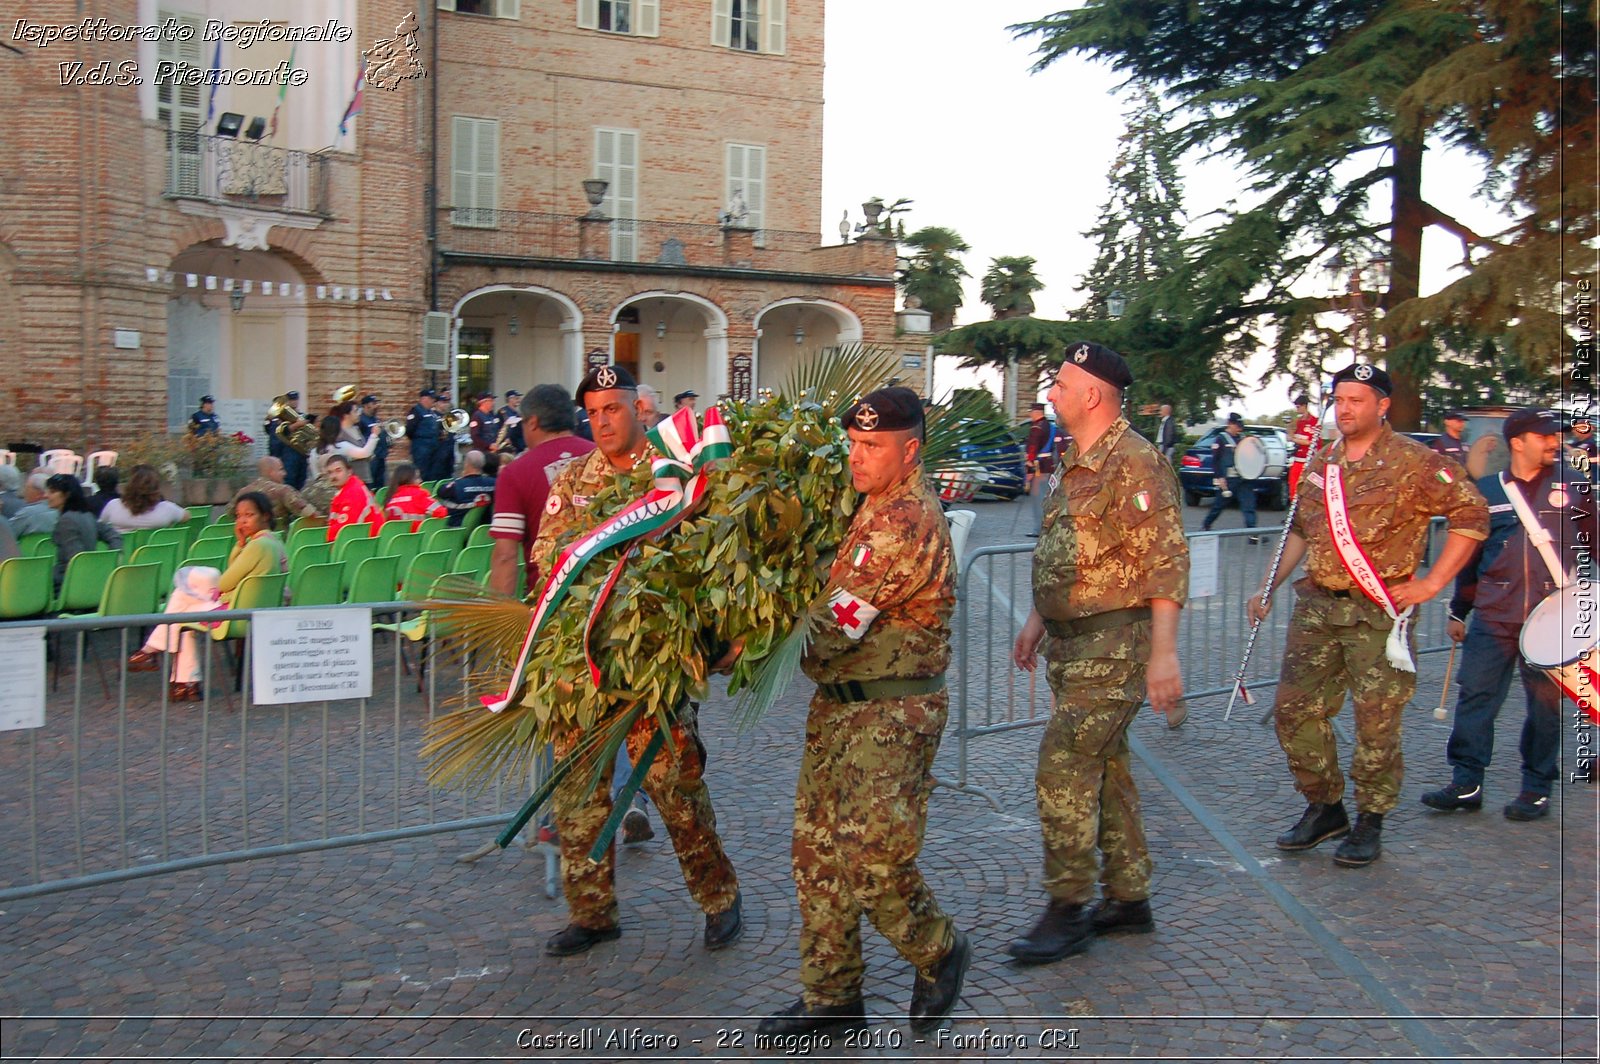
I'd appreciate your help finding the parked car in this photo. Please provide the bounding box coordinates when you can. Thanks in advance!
[1403,431,1440,448]
[936,420,1028,502]
[1178,425,1291,509]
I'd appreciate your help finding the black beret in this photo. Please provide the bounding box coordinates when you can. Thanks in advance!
[1502,408,1562,440]
[1443,409,1467,420]
[504,389,521,400]
[674,389,699,402]
[1063,341,1133,390]
[418,388,436,398]
[576,364,637,404]
[1330,362,1392,397]
[845,386,924,433]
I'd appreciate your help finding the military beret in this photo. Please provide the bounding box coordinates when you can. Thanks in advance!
[1063,341,1134,390]
[199,394,215,404]
[1330,362,1392,397]
[1572,416,1592,431]
[674,389,699,402]
[1226,412,1245,426]
[360,394,379,404]
[1502,407,1562,440]
[477,392,495,402]
[576,364,637,404]
[844,386,924,433]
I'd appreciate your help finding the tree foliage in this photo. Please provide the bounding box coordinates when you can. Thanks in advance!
[980,256,1045,320]
[899,226,971,333]
[1013,0,1595,428]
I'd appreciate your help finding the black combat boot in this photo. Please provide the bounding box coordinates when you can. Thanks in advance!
[1275,800,1350,850]
[1090,898,1154,935]
[756,997,867,1037]
[544,922,621,956]
[1006,900,1093,965]
[909,929,971,1032]
[1332,812,1384,867]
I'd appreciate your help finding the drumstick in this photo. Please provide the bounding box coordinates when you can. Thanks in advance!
[1435,642,1458,720]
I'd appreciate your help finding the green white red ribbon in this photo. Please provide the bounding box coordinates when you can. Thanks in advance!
[481,405,732,712]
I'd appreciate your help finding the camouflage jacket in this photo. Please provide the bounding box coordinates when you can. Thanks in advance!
[530,445,652,582]
[801,471,953,684]
[1033,416,1189,621]
[1295,423,1488,590]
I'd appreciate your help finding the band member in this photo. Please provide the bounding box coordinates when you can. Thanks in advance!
[275,391,312,490]
[673,389,699,413]
[1248,363,1488,867]
[1288,394,1318,496]
[189,395,221,437]
[1432,411,1470,466]
[469,392,503,454]
[1009,342,1187,965]
[497,390,526,453]
[1201,413,1257,536]
[358,394,390,489]
[405,389,444,482]
[1024,402,1058,491]
[1421,409,1597,820]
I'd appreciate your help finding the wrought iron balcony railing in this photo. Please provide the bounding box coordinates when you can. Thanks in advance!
[162,130,331,217]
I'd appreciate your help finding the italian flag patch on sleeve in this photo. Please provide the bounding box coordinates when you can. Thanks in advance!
[1133,491,1151,512]
[851,545,872,568]
[1435,468,1454,484]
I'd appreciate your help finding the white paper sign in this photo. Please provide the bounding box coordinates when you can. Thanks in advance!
[0,627,47,730]
[1188,533,1220,600]
[251,608,373,705]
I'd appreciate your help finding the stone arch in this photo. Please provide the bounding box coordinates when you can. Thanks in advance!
[612,290,731,400]
[753,297,864,393]
[450,283,585,400]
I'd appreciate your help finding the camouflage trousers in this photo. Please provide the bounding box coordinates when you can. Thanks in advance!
[551,703,738,928]
[1271,587,1416,815]
[792,692,954,1007]
[1038,623,1153,905]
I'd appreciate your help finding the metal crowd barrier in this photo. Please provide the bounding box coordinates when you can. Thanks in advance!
[951,522,1456,801]
[0,602,557,901]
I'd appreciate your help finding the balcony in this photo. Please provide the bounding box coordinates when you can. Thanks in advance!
[434,208,894,281]
[162,131,331,217]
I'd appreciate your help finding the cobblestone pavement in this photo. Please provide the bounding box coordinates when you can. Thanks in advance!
[2,498,1596,1062]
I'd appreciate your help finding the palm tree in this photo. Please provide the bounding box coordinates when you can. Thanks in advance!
[980,256,1044,320]
[900,226,970,333]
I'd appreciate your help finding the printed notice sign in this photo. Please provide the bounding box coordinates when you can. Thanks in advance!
[0,626,46,730]
[251,608,373,705]
[1188,534,1219,599]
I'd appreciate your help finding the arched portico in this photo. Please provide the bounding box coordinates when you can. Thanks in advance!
[611,291,730,401]
[752,298,863,395]
[450,284,585,401]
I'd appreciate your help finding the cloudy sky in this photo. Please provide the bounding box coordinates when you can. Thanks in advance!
[820,1,1509,419]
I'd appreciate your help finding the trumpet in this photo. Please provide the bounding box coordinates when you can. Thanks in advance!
[443,409,471,434]
[383,419,407,441]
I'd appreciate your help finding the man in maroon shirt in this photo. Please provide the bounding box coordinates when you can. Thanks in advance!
[489,384,595,596]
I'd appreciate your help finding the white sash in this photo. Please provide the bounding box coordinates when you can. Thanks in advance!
[1501,473,1570,589]
[1323,463,1415,672]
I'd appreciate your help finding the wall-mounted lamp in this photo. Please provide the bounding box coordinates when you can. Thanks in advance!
[656,320,667,339]
[793,320,805,346]
[1106,289,1127,320]
[508,293,520,336]
[229,288,246,314]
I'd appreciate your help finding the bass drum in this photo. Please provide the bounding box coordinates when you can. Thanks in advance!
[1233,434,1268,480]
[1465,434,1506,480]
[1520,585,1600,724]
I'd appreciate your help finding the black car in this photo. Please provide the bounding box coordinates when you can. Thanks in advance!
[1177,425,1291,510]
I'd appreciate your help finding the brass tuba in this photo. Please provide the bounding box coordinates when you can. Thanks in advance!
[331,384,358,405]
[494,414,522,452]
[383,419,407,441]
[268,394,318,455]
[442,409,471,434]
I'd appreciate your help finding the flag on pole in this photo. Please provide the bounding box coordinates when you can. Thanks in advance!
[338,61,366,138]
[267,44,297,140]
[203,37,222,129]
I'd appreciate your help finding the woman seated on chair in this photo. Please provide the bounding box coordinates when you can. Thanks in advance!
[128,491,288,701]
[45,473,121,588]
[324,454,386,542]
[383,463,447,530]
[101,465,191,532]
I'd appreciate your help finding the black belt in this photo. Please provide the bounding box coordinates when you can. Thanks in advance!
[816,675,946,703]
[1316,578,1409,601]
[1042,605,1152,639]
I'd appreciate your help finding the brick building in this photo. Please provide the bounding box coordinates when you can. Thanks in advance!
[0,0,911,458]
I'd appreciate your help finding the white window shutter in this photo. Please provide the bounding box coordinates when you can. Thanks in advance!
[765,0,785,55]
[423,312,452,371]
[745,146,766,230]
[497,0,520,18]
[451,116,473,213]
[637,0,659,37]
[475,118,499,220]
[577,0,598,29]
[711,0,731,46]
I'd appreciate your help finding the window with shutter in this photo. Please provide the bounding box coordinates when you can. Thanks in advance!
[157,11,205,197]
[595,128,639,261]
[712,0,783,54]
[580,0,655,36]
[451,116,499,228]
[726,143,767,244]
[438,0,520,16]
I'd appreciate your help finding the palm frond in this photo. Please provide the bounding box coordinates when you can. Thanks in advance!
[780,342,900,416]
[730,603,817,733]
[921,392,1023,486]
[425,576,534,671]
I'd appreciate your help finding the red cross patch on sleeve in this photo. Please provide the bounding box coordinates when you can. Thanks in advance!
[827,587,880,641]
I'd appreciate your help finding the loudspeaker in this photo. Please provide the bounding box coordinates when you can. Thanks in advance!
[216,112,244,138]
[244,116,266,141]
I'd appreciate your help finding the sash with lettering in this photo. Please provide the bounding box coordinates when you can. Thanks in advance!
[1323,462,1415,672]
[480,404,732,712]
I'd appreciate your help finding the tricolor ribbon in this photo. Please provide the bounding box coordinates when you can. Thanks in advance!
[481,405,733,712]
[1324,463,1414,672]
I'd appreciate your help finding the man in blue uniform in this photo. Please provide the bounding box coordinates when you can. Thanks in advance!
[358,394,389,490]
[1201,413,1258,537]
[189,395,221,437]
[276,390,311,490]
[405,389,443,483]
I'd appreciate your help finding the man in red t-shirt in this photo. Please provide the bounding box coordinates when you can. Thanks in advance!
[1288,394,1320,498]
[489,384,595,596]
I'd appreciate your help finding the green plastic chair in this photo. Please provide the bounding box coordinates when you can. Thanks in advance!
[460,502,492,533]
[148,525,189,551]
[290,539,332,579]
[337,533,381,571]
[423,525,467,558]
[20,533,54,559]
[375,485,393,507]
[400,549,452,599]
[185,504,213,525]
[88,562,162,620]
[117,527,154,562]
[387,532,425,583]
[415,515,449,541]
[331,520,372,558]
[376,520,411,553]
[452,543,493,582]
[181,541,234,571]
[200,571,287,642]
[290,560,345,607]
[52,549,121,614]
[0,555,52,619]
[194,523,236,545]
[287,514,322,538]
[345,554,400,605]
[466,523,493,549]
[286,525,324,560]
[130,542,180,599]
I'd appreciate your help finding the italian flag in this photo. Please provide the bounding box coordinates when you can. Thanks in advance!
[852,545,871,567]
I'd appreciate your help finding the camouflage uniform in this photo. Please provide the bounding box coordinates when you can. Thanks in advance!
[1031,417,1188,905]
[794,471,956,1007]
[1274,425,1488,814]
[536,447,739,929]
